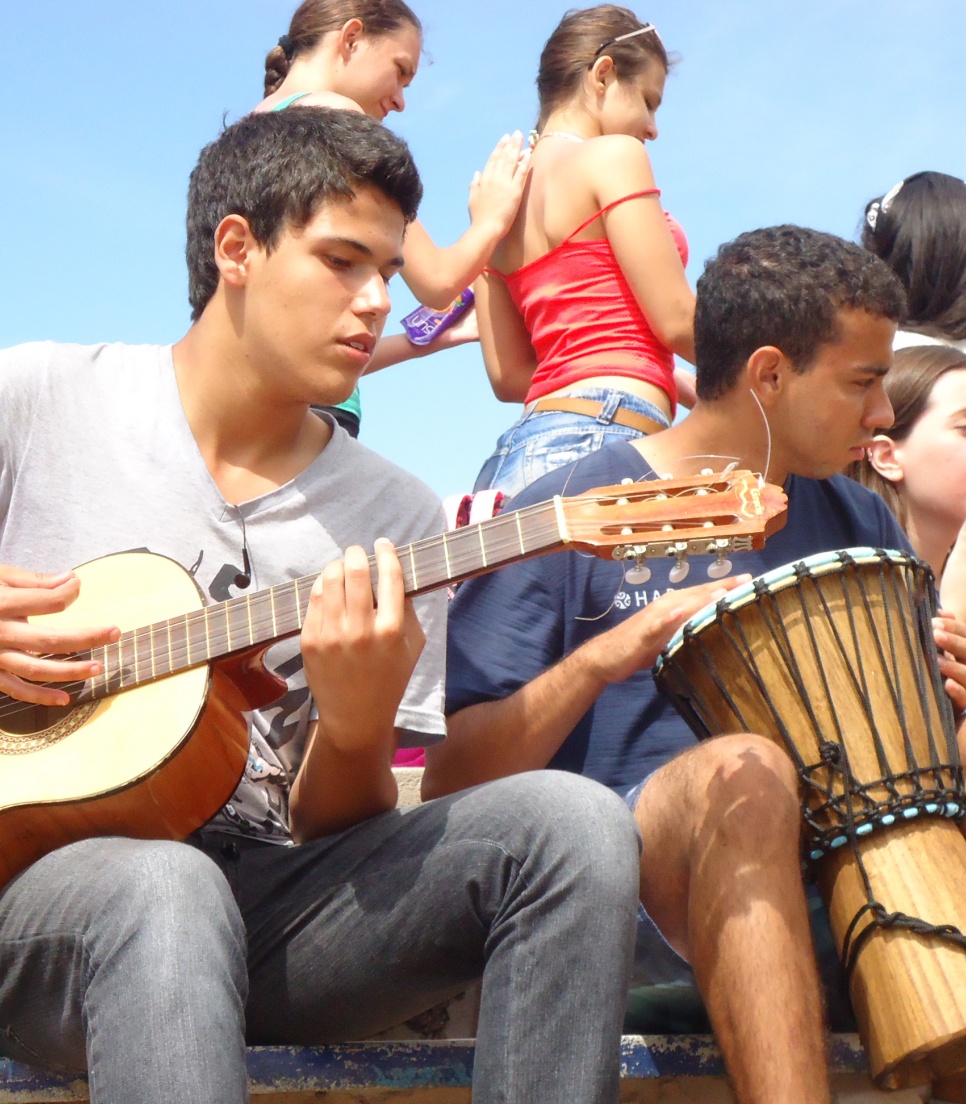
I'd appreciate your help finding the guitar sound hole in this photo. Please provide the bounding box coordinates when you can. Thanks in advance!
[2,699,76,736]
[0,695,95,753]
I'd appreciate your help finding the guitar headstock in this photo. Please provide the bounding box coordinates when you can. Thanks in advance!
[557,470,787,575]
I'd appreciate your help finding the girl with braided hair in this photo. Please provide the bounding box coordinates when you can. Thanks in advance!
[256,0,529,435]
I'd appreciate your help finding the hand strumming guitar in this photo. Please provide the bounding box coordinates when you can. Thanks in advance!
[0,565,119,706]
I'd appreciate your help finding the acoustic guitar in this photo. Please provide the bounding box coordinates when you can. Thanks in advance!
[0,469,786,888]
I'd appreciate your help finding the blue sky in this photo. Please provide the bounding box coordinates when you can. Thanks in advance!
[2,1,964,499]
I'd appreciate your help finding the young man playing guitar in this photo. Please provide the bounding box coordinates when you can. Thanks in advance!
[0,109,658,1104]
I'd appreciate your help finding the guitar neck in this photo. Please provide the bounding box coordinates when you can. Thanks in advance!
[78,499,567,702]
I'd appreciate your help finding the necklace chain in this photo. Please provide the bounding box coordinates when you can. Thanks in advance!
[529,129,586,147]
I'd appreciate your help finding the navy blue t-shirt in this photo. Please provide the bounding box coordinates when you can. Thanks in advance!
[445,442,913,792]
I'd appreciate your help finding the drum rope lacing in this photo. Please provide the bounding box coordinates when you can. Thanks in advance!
[658,549,966,989]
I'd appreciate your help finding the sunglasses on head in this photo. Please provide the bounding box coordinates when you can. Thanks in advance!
[593,23,662,58]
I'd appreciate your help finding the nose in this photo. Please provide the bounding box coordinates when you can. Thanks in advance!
[388,86,406,113]
[866,383,895,432]
[645,116,658,141]
[356,272,392,320]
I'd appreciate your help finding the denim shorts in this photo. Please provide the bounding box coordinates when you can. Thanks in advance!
[473,386,671,499]
[621,777,696,987]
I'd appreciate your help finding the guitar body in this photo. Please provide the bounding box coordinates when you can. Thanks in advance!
[0,552,255,889]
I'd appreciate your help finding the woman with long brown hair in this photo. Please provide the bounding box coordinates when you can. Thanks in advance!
[848,345,966,578]
[256,0,529,435]
[472,5,695,497]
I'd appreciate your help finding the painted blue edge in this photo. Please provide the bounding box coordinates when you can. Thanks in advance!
[0,1035,869,1093]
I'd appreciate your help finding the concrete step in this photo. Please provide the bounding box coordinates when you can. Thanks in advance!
[0,1035,932,1103]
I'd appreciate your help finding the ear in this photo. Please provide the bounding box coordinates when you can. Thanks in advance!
[866,434,905,483]
[745,345,787,406]
[214,214,256,292]
[589,55,616,93]
[338,17,365,58]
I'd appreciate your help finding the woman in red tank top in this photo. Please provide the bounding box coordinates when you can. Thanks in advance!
[473,5,696,497]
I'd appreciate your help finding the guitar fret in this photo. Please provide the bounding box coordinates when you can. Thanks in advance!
[516,511,526,553]
[269,582,301,636]
[477,524,488,567]
[224,596,254,654]
[269,588,278,637]
[409,544,418,591]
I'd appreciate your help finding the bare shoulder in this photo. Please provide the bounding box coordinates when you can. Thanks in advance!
[579,136,658,201]
[583,134,655,174]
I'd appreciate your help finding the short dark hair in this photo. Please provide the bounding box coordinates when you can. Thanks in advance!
[860,171,966,343]
[186,108,422,320]
[694,225,907,401]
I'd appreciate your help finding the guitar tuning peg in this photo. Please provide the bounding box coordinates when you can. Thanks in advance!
[626,563,651,585]
[707,557,733,580]
[669,559,690,584]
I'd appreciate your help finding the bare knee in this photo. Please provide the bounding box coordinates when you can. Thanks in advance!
[696,733,801,850]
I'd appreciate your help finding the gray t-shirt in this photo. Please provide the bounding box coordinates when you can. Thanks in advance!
[0,341,446,843]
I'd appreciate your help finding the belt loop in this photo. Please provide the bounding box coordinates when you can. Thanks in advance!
[597,391,622,425]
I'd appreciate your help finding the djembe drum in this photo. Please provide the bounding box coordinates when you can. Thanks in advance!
[654,547,966,1089]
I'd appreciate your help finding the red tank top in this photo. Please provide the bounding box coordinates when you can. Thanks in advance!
[489,191,688,412]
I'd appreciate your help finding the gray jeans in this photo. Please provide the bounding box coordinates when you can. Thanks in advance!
[0,772,639,1104]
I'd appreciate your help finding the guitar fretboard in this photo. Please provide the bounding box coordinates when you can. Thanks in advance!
[76,499,566,702]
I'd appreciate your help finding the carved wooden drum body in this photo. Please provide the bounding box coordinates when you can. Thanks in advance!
[655,548,966,1088]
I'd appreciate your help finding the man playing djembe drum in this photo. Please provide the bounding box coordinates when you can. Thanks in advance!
[431,226,966,1104]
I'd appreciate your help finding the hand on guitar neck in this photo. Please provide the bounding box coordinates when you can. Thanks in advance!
[291,539,426,841]
[0,565,119,706]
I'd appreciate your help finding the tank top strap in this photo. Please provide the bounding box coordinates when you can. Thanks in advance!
[271,91,312,112]
[560,188,662,245]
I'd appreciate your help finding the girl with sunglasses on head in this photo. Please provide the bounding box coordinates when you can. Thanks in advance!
[255,0,530,436]
[861,171,966,355]
[471,5,696,498]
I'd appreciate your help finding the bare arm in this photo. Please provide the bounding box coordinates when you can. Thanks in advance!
[290,540,425,841]
[362,308,479,375]
[0,565,119,704]
[423,577,748,799]
[591,137,696,364]
[674,365,697,410]
[473,271,538,402]
[401,134,530,309]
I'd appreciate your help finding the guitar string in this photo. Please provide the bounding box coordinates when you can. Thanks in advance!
[0,479,747,721]
[0,509,564,720]
[0,480,751,720]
